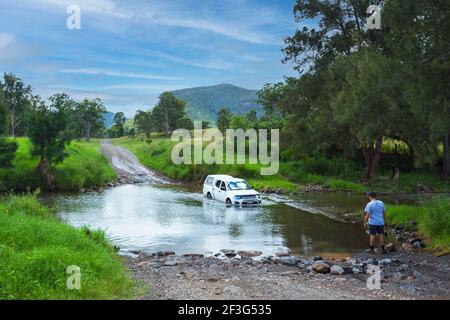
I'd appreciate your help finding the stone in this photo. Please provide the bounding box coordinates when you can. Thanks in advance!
[366,258,379,265]
[352,267,361,274]
[393,272,406,281]
[237,250,262,258]
[413,241,422,249]
[223,286,245,299]
[401,242,415,252]
[330,265,345,275]
[379,259,392,266]
[163,260,178,267]
[400,284,417,294]
[280,256,298,267]
[312,261,330,274]
[221,249,237,258]
[313,256,323,261]
[182,254,204,259]
[275,252,290,257]
[413,270,424,280]
[385,243,396,252]
[275,188,285,194]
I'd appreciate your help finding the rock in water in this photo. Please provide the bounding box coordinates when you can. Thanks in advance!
[237,250,262,258]
[312,261,330,274]
[221,249,237,258]
[330,265,345,275]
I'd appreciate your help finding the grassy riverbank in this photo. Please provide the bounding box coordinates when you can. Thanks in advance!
[0,138,116,192]
[113,136,449,194]
[387,198,450,253]
[0,195,135,299]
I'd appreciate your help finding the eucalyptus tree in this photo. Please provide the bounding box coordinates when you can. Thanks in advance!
[27,94,75,189]
[75,98,106,141]
[0,73,33,137]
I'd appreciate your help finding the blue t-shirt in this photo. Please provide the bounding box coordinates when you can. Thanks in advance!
[365,200,385,226]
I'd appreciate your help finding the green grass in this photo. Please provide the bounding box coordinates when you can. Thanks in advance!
[387,198,450,253]
[0,195,136,300]
[114,136,299,192]
[54,140,116,190]
[114,135,450,194]
[0,138,116,192]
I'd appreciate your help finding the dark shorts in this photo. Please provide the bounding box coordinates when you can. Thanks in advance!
[369,225,385,236]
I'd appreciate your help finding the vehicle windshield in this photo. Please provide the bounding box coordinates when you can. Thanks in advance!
[228,181,252,191]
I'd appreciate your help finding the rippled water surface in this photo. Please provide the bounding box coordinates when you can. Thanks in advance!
[42,185,381,257]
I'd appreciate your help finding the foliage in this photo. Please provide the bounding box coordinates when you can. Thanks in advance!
[75,98,106,141]
[0,138,18,168]
[0,195,135,299]
[172,84,263,124]
[216,108,231,132]
[0,73,33,137]
[0,138,116,192]
[152,92,187,135]
[387,198,450,252]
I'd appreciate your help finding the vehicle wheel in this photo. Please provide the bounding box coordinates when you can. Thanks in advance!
[226,198,232,205]
[207,192,212,199]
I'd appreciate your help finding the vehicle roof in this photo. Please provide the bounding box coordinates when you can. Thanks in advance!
[206,175,245,182]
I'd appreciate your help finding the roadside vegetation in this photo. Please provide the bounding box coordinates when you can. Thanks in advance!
[0,194,136,299]
[387,198,450,253]
[0,138,116,192]
[115,134,449,194]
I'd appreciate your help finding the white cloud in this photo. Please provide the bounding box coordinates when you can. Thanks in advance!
[59,68,184,81]
[26,0,277,45]
[0,33,16,50]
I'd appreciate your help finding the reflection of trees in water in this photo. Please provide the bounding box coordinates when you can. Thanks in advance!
[267,205,367,254]
[228,224,243,237]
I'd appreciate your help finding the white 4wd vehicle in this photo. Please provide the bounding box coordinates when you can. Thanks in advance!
[203,175,261,206]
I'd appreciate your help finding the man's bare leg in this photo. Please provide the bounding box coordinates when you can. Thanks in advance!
[370,235,375,254]
[379,234,387,254]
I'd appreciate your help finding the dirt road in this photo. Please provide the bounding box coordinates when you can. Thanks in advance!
[100,140,169,185]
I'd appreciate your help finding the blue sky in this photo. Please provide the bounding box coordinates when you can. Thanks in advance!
[0,0,298,115]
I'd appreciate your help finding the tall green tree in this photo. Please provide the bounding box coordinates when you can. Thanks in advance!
[0,86,18,168]
[383,0,450,177]
[112,112,126,137]
[27,94,75,189]
[75,98,106,141]
[216,108,231,132]
[0,73,33,137]
[152,92,186,135]
[134,110,153,138]
[257,83,285,116]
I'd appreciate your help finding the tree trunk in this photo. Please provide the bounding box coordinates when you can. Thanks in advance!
[362,139,382,180]
[37,159,55,190]
[10,112,15,137]
[443,133,450,178]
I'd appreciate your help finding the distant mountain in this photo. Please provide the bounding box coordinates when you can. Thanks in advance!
[172,84,263,124]
[103,112,115,128]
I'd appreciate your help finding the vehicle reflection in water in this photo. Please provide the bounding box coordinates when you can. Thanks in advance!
[41,184,369,257]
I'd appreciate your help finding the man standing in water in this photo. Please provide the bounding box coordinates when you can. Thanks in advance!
[364,192,387,254]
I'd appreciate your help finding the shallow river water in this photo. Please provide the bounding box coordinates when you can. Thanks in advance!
[40,184,425,258]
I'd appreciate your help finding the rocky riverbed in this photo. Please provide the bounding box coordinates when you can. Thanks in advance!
[125,249,450,300]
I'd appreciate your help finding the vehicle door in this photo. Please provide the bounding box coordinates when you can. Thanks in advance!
[213,180,222,200]
[217,181,228,202]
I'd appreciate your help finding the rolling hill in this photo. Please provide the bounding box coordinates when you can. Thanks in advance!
[171,84,263,124]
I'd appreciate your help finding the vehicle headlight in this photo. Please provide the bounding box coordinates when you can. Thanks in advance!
[234,195,241,200]
[256,194,261,199]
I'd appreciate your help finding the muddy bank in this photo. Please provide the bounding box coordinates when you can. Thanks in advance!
[126,250,450,300]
